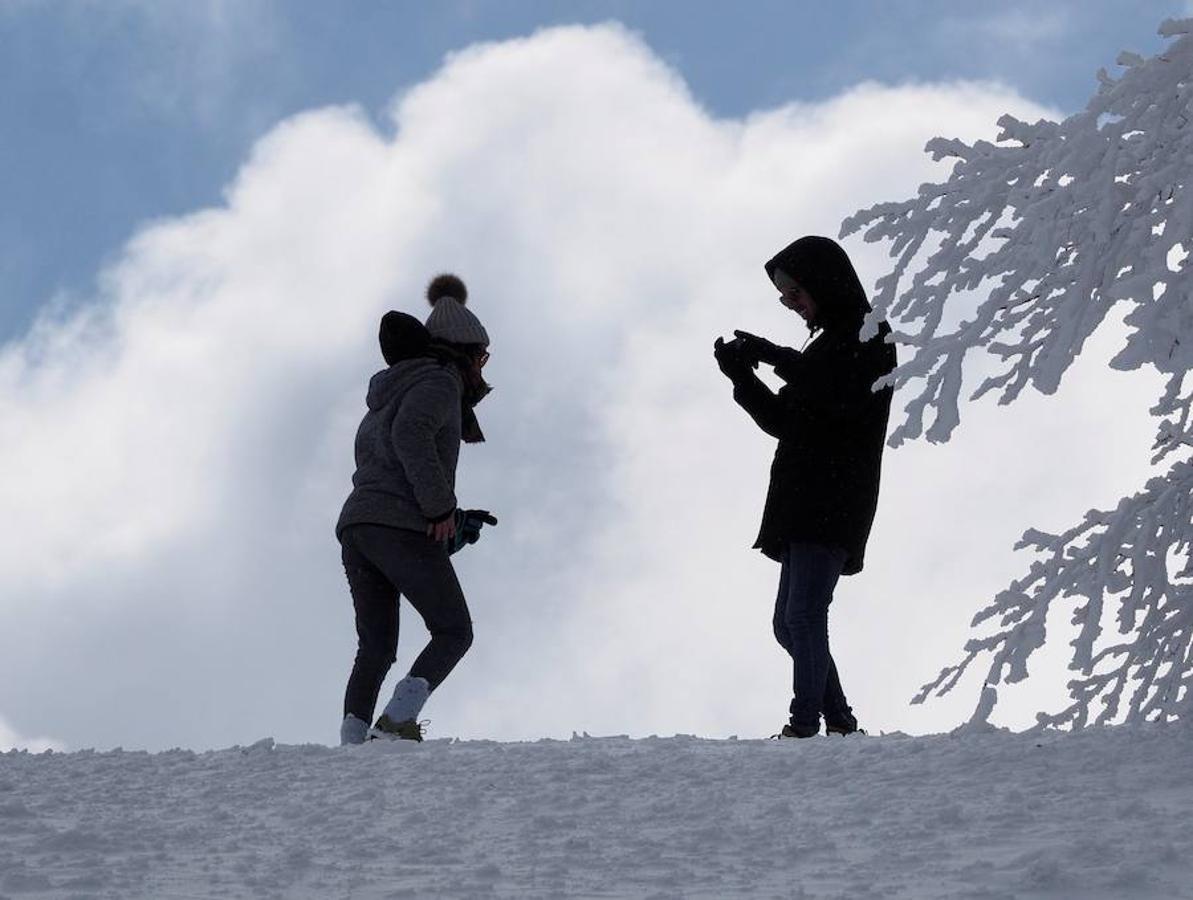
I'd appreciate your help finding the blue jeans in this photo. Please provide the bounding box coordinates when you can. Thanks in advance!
[773,542,852,729]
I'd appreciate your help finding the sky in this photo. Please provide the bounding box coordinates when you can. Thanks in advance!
[0,1,1186,752]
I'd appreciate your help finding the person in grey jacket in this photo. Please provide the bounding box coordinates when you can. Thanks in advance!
[336,274,493,744]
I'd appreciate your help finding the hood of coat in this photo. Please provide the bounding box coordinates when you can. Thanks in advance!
[764,235,872,333]
[364,358,456,412]
[379,310,432,365]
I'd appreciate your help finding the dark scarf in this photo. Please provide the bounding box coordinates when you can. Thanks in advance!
[428,341,491,444]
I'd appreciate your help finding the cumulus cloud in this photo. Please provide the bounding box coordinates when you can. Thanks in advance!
[0,24,1161,749]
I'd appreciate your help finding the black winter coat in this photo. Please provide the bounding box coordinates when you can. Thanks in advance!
[731,236,896,575]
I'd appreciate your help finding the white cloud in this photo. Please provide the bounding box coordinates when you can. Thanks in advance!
[0,24,1160,749]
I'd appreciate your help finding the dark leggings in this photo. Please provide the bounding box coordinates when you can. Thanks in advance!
[772,542,851,729]
[340,524,473,723]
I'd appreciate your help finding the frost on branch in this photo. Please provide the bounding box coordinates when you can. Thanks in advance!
[842,19,1193,726]
[914,460,1193,728]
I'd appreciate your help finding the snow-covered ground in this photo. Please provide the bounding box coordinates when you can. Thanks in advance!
[1,723,1190,899]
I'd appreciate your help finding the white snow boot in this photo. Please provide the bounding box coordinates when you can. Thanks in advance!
[340,714,370,746]
[369,675,432,743]
[380,675,430,724]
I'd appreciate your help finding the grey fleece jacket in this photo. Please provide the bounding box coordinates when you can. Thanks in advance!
[336,359,463,539]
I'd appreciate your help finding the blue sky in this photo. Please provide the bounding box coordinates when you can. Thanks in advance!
[0,1,1184,342]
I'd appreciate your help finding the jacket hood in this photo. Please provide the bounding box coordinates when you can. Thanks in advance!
[365,358,448,411]
[764,235,872,332]
[379,310,432,365]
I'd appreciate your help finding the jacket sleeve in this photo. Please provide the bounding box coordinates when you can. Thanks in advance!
[731,372,789,439]
[391,370,460,520]
[771,346,803,383]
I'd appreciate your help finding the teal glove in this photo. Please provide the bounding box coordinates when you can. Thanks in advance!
[448,509,498,556]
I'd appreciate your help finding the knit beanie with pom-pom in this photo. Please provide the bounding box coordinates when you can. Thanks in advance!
[424,273,489,347]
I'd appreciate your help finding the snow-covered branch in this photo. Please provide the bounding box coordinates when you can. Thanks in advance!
[842,19,1192,448]
[846,19,1193,727]
[914,454,1193,727]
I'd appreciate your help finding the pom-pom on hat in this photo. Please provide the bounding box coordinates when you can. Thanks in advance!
[427,273,467,305]
[424,273,490,347]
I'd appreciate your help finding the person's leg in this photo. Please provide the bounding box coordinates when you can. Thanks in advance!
[772,548,794,656]
[820,551,856,729]
[772,550,807,720]
[341,528,400,726]
[398,546,473,691]
[781,542,847,732]
[822,656,856,729]
[350,525,473,722]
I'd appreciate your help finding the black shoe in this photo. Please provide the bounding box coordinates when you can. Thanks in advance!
[824,716,865,736]
[772,722,819,739]
[369,715,426,742]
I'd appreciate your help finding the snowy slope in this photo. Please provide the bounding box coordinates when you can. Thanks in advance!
[1,724,1190,899]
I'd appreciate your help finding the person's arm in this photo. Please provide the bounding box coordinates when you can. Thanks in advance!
[391,370,459,524]
[771,347,803,383]
[715,335,790,439]
[733,330,802,382]
[731,371,790,440]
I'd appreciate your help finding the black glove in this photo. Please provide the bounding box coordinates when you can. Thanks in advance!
[448,508,498,556]
[733,330,801,380]
[732,330,783,365]
[713,337,753,382]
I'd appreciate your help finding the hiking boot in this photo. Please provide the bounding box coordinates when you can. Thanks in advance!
[370,715,425,742]
[773,722,819,739]
[824,714,865,736]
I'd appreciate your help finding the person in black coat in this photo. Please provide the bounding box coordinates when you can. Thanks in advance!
[714,235,896,738]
